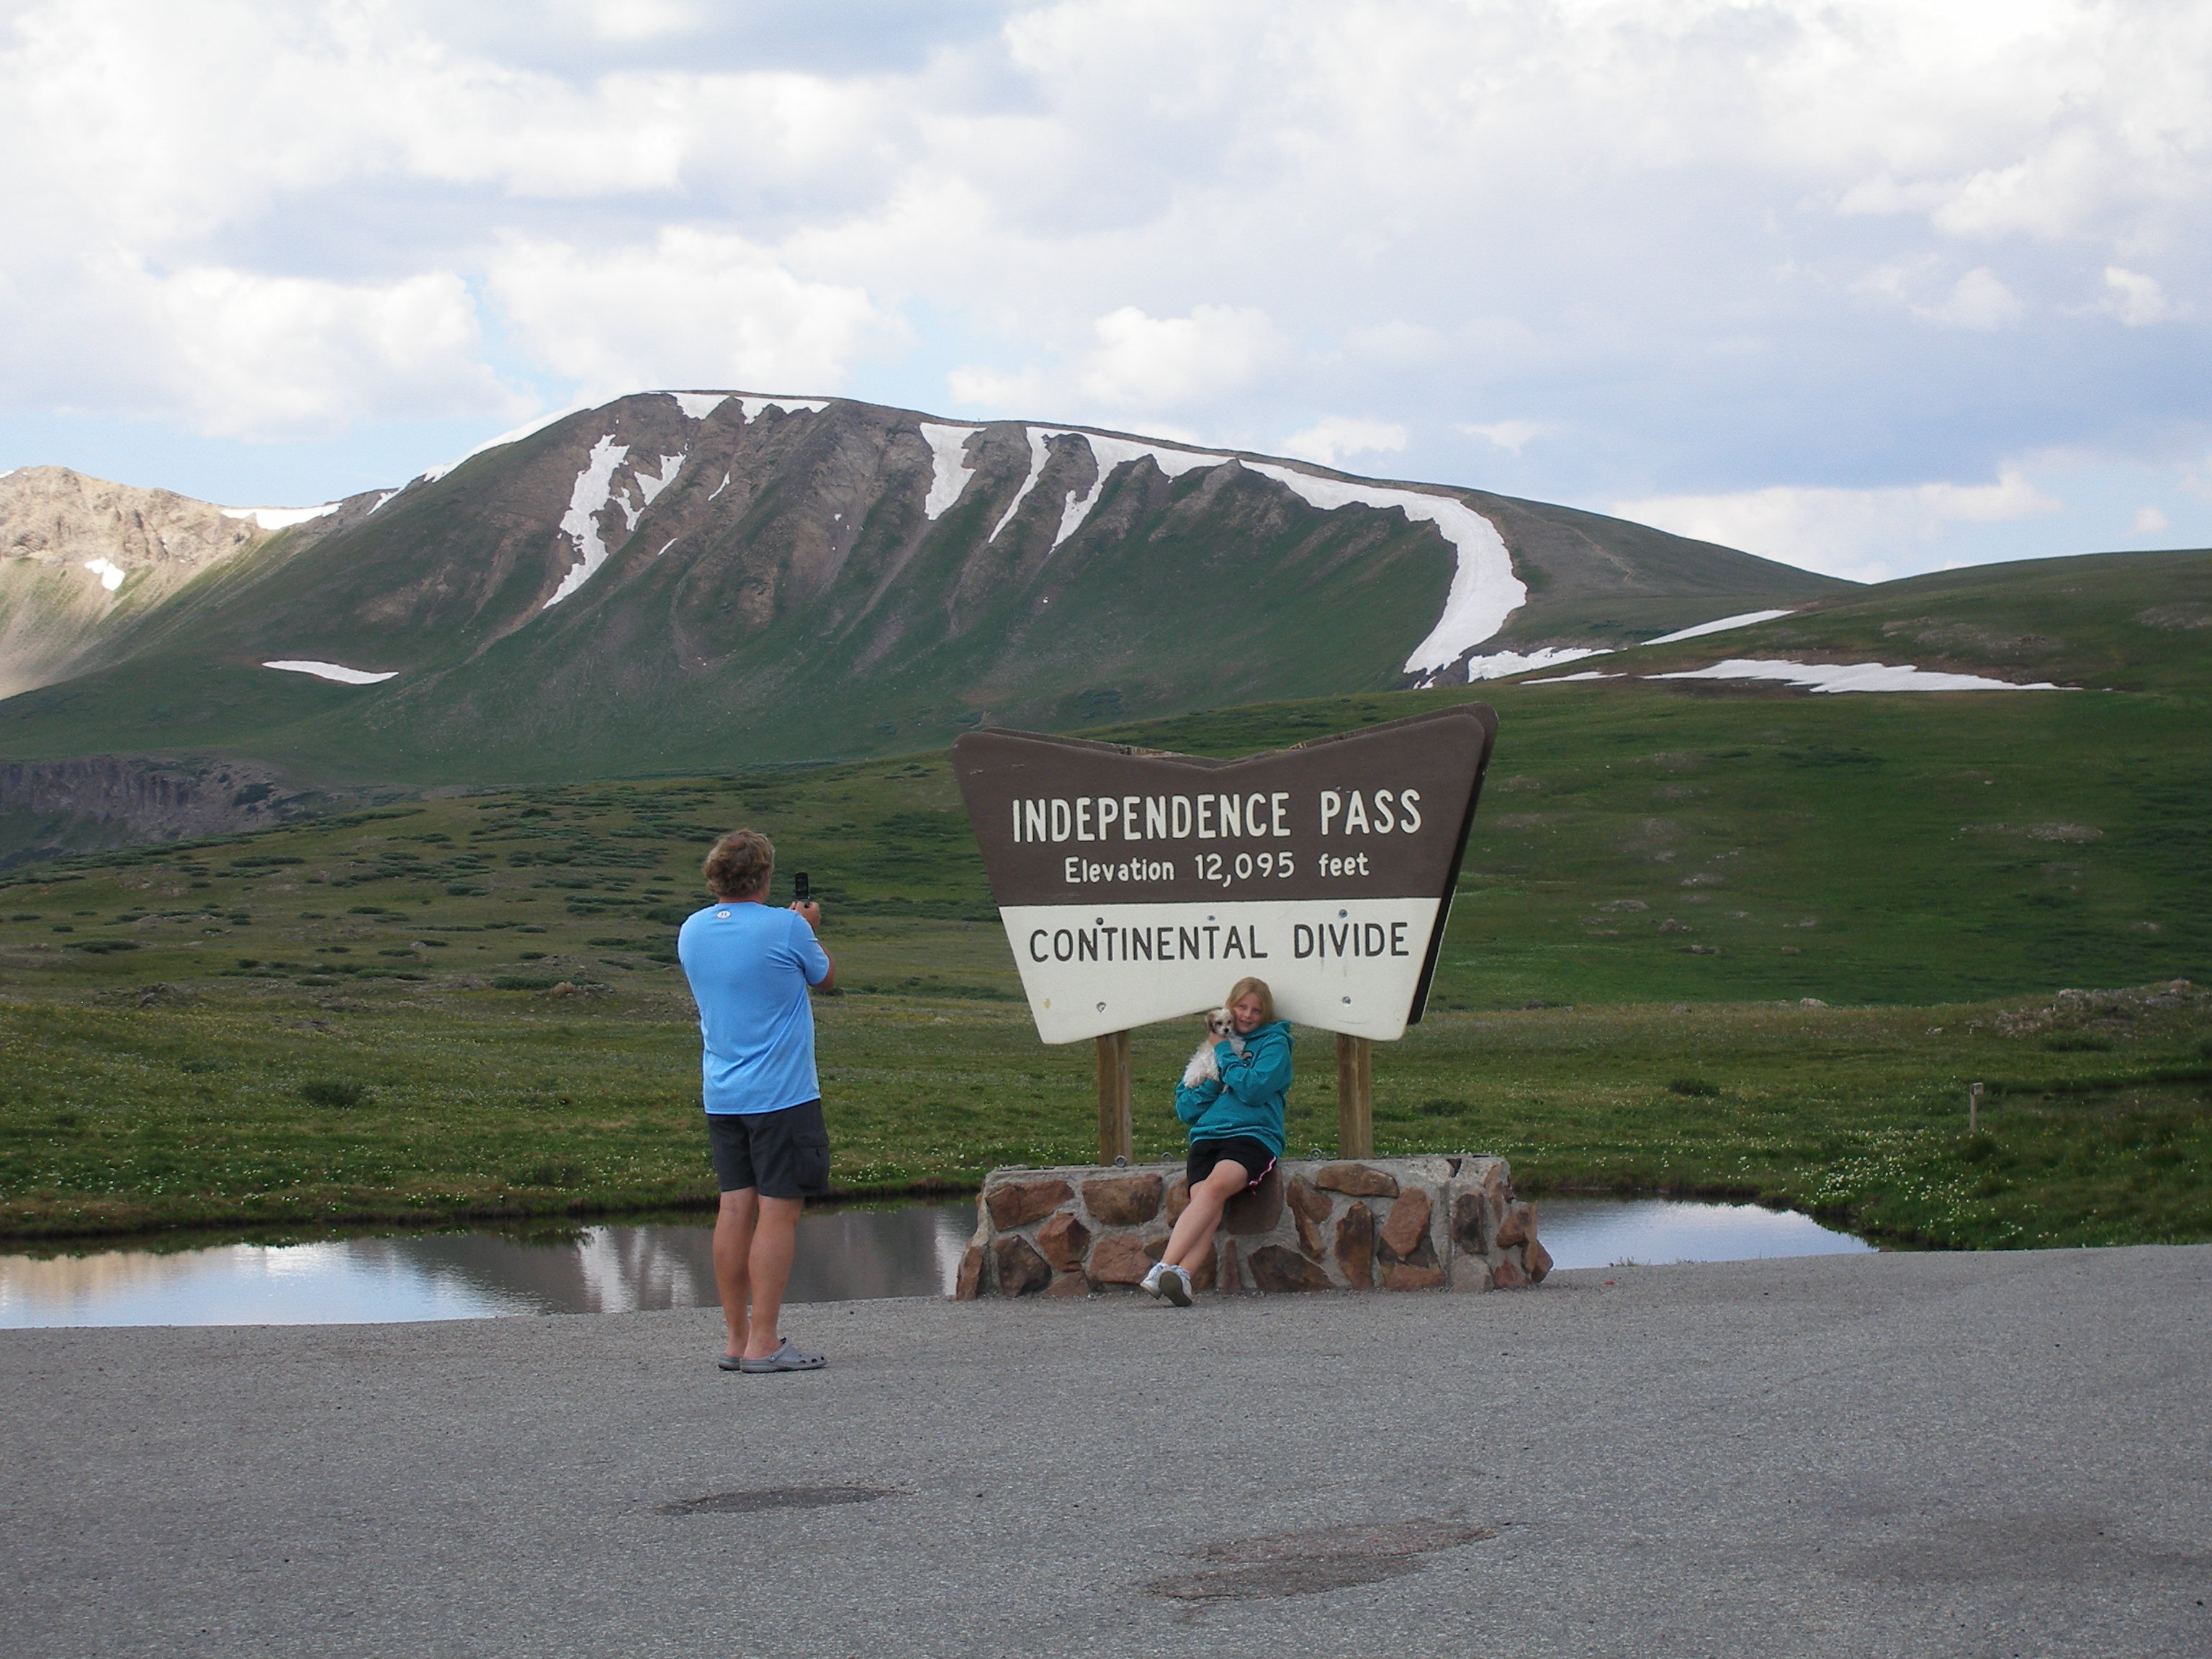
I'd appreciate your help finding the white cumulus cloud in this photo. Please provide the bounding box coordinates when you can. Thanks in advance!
[1615,469,2064,583]
[0,0,2204,569]
[487,228,900,398]
[1281,418,1408,468]
[2100,267,2182,326]
[1457,421,1555,457]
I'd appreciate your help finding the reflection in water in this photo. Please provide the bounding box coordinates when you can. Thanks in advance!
[0,1196,1874,1328]
[1536,1197,1875,1270]
[0,1201,983,1329]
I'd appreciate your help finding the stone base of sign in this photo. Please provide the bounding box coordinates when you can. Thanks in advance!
[953,1155,1547,1299]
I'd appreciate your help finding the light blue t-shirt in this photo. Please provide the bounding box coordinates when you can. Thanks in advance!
[676,901,831,1115]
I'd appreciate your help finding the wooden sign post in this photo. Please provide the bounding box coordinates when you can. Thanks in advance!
[1336,1033,1374,1157]
[1097,1030,1134,1162]
[953,706,1496,1161]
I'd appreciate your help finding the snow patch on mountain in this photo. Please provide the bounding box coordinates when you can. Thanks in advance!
[1650,659,2071,693]
[1644,609,1795,645]
[989,429,1057,542]
[621,452,685,529]
[665,392,729,421]
[1524,670,1624,683]
[987,428,1234,547]
[220,503,341,531]
[1462,646,1609,681]
[420,402,589,485]
[1241,463,1524,675]
[919,423,980,520]
[737,396,828,421]
[977,426,1524,666]
[546,436,631,610]
[709,472,731,501]
[263,660,397,685]
[1050,433,1231,549]
[83,558,125,593]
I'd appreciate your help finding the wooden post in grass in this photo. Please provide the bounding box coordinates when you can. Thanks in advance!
[1970,1082,1983,1133]
[1096,1030,1133,1164]
[1337,1033,1374,1157]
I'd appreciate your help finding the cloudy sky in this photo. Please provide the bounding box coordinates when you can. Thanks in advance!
[1,0,2206,580]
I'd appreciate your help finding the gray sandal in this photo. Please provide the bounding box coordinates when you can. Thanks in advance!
[736,1337,826,1374]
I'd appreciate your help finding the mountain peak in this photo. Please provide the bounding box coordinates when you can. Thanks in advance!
[0,392,1848,782]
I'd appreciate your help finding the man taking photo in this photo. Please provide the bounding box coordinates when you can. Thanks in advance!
[678,829,835,1374]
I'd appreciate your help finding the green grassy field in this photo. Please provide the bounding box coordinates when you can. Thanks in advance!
[1,675,2206,1250]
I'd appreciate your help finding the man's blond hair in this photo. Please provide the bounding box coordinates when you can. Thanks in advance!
[703,829,775,899]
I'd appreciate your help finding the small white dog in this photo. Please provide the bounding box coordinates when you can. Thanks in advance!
[1180,1006,1247,1087]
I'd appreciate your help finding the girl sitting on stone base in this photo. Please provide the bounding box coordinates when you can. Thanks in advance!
[1144,977,1292,1306]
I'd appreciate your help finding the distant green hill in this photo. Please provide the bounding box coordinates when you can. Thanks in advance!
[5,659,2202,1013]
[1503,546,2212,693]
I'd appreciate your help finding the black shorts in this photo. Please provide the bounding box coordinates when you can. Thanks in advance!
[707,1100,830,1199]
[1187,1136,1276,1190]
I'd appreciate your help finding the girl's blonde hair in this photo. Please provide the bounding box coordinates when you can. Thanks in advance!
[1226,977,1274,1024]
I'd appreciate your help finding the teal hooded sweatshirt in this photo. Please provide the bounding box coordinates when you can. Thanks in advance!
[1172,1020,1292,1159]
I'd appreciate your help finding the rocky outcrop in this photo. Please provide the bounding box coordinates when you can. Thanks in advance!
[0,467,379,699]
[0,755,369,868]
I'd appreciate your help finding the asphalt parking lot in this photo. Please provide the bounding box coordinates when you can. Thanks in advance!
[6,1244,2208,1658]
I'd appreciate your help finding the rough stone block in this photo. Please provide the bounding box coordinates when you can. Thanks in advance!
[1223,1165,1285,1234]
[1087,1231,1162,1286]
[1450,1192,1490,1254]
[1493,1255,1529,1290]
[1526,1237,1553,1283]
[1287,1177,1331,1222]
[1452,1256,1493,1293]
[1036,1211,1091,1272]
[1165,1177,1190,1224]
[1379,1188,1432,1259]
[1334,1202,1374,1290]
[955,1244,984,1301]
[991,1234,1052,1297]
[1081,1172,1164,1225]
[1316,1162,1399,1197]
[1046,1270,1090,1298]
[1248,1245,1334,1294]
[986,1177,1074,1230]
[1292,1204,1326,1262]
[1495,1202,1533,1249]
[1217,1240,1243,1295]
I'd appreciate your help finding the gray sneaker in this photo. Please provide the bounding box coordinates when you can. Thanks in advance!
[1159,1266,1194,1308]
[736,1337,826,1374]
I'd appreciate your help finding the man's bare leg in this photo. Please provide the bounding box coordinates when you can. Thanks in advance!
[713,1187,757,1359]
[741,1195,804,1360]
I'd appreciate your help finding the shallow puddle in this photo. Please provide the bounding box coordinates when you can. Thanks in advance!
[0,1195,1871,1328]
[1535,1196,1875,1270]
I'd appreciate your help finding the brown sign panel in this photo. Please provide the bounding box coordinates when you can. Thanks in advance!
[953,704,1496,1043]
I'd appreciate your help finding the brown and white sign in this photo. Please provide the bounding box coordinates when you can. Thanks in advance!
[951,705,1497,1043]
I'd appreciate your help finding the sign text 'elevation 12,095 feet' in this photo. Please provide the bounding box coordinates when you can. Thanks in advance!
[951,706,1498,1044]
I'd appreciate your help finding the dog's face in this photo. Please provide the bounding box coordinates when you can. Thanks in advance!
[1202,1007,1237,1039]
